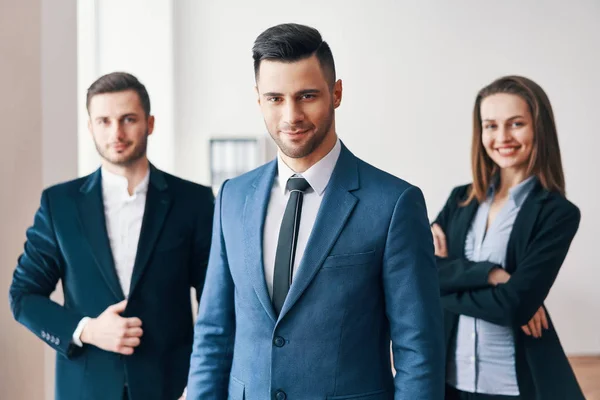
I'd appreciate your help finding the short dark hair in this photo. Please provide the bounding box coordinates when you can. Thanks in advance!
[86,72,151,116]
[252,23,336,88]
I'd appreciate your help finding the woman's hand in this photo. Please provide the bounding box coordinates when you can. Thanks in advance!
[431,223,448,258]
[521,306,549,338]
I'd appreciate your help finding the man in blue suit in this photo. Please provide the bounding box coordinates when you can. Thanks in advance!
[9,72,214,400]
[186,24,444,400]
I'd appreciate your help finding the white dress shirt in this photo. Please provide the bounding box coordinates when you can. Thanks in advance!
[263,138,341,299]
[72,167,150,346]
[101,167,149,297]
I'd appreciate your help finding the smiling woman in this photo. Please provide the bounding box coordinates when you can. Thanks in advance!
[480,93,534,179]
[431,76,585,400]
[465,76,566,206]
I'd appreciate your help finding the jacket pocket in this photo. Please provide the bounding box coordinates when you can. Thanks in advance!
[322,250,376,269]
[228,376,245,400]
[326,388,389,399]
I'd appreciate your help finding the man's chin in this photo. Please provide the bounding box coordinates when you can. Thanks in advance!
[103,154,140,167]
[280,145,313,159]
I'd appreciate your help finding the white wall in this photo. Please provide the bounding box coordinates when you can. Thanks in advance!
[174,0,600,354]
[77,0,175,177]
[1,0,78,398]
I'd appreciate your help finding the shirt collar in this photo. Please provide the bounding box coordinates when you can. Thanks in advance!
[276,138,341,196]
[488,174,537,207]
[509,175,537,207]
[101,166,150,198]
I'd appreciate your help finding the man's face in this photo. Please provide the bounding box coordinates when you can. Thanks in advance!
[256,55,342,163]
[87,90,154,167]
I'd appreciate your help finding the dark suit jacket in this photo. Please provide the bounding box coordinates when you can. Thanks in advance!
[434,182,585,400]
[187,144,445,400]
[9,165,214,400]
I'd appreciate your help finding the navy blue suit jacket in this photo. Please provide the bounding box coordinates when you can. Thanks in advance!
[187,145,445,399]
[434,183,585,399]
[9,165,214,400]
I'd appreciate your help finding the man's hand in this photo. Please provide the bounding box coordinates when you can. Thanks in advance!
[80,300,143,355]
[521,306,548,338]
[431,223,448,258]
[487,267,511,286]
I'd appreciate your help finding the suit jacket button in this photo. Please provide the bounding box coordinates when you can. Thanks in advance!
[275,390,286,400]
[56,338,60,346]
[273,336,285,348]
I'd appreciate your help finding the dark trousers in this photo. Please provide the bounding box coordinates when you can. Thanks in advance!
[445,385,520,400]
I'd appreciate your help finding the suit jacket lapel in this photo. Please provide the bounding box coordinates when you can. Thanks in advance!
[451,181,547,273]
[505,181,547,273]
[278,145,359,320]
[128,165,172,298]
[77,169,125,301]
[243,160,278,323]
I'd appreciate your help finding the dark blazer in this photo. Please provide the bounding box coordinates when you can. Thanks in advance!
[434,182,585,400]
[187,144,445,400]
[9,165,214,400]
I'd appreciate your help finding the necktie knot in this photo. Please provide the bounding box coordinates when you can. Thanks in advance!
[287,176,310,193]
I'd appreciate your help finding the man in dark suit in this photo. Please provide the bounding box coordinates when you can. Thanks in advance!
[9,72,214,400]
[186,23,445,399]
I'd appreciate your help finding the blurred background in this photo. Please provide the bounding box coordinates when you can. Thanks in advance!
[1,0,598,398]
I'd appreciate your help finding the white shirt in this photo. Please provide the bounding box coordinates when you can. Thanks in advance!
[101,167,149,297]
[263,138,341,299]
[72,167,150,346]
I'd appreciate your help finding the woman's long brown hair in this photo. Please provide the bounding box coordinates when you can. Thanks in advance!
[463,75,565,205]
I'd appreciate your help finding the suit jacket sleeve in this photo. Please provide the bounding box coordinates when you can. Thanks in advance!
[432,185,462,232]
[187,181,235,399]
[436,257,497,295]
[432,186,497,294]
[190,187,215,303]
[9,190,84,358]
[383,186,445,400]
[441,202,580,326]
